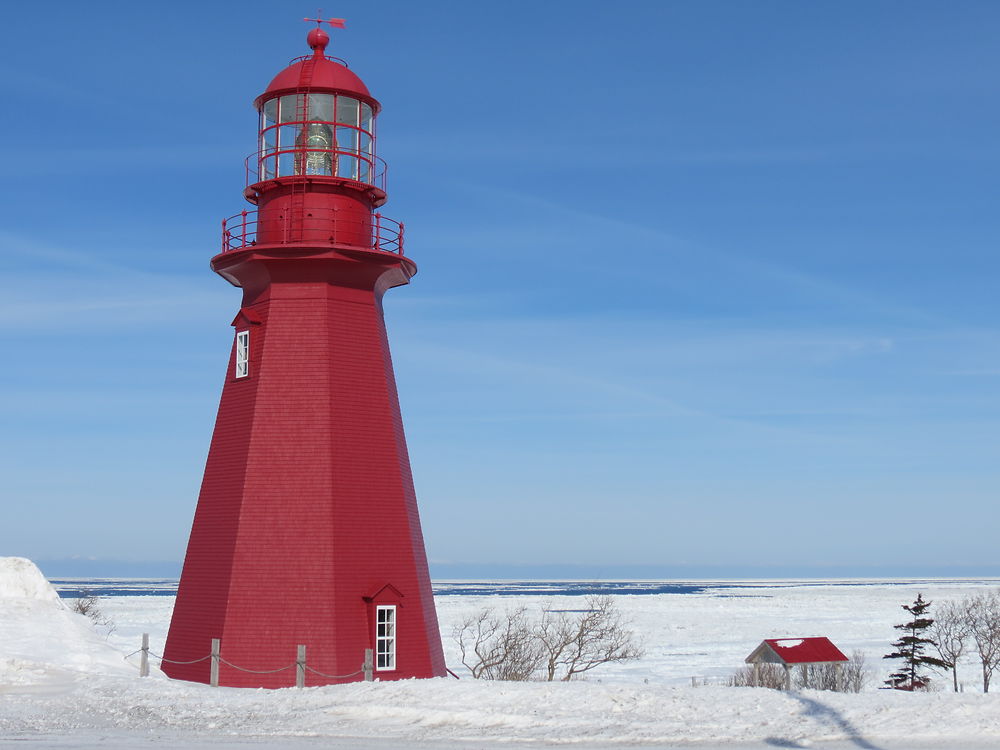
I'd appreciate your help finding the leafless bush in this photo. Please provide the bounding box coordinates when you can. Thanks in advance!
[69,595,116,636]
[454,606,543,680]
[840,650,870,693]
[538,595,643,681]
[729,651,868,692]
[929,600,971,692]
[728,662,787,689]
[964,591,1000,693]
[454,596,642,681]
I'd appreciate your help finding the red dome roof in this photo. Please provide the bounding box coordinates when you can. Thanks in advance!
[254,31,379,111]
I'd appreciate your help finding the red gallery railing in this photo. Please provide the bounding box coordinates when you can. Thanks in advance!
[221,209,404,255]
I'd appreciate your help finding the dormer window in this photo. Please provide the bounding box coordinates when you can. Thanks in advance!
[235,330,249,378]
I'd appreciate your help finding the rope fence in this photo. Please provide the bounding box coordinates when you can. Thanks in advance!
[133,634,376,686]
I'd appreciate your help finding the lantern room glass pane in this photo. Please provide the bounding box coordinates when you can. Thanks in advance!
[279,94,302,123]
[278,124,300,150]
[262,154,277,180]
[338,154,358,180]
[360,132,372,156]
[308,93,334,122]
[336,96,359,126]
[337,127,358,154]
[358,158,371,183]
[262,127,277,153]
[263,98,279,128]
[360,103,373,134]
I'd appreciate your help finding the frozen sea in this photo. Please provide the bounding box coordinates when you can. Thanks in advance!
[50,575,1000,689]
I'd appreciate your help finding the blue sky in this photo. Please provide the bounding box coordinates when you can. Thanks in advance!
[2,2,998,577]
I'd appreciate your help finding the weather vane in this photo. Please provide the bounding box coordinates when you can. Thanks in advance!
[304,11,346,30]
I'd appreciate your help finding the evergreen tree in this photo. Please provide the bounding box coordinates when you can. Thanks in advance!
[883,593,949,690]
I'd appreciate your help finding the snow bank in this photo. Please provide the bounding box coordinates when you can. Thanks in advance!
[3,671,1000,748]
[0,557,59,601]
[0,557,132,687]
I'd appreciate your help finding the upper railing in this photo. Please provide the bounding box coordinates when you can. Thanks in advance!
[245,148,387,193]
[221,209,403,255]
[287,53,349,67]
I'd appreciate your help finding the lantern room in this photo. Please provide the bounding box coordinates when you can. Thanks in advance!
[251,27,382,189]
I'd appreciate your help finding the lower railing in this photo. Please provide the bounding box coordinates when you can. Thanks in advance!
[221,209,403,255]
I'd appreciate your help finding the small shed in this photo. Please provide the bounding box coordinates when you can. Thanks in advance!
[745,637,849,690]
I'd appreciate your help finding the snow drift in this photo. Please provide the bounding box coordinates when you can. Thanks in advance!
[0,557,131,686]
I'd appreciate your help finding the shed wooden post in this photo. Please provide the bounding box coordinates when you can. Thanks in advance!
[784,664,791,691]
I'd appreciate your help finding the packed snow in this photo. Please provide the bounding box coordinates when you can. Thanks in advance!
[0,558,132,688]
[3,559,1000,749]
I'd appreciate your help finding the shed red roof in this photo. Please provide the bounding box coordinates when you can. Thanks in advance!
[748,637,848,665]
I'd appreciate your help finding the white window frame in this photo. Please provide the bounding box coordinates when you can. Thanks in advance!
[235,330,249,378]
[376,605,396,671]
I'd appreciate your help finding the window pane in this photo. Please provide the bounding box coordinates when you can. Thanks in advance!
[279,94,302,123]
[278,124,300,150]
[308,93,334,122]
[262,154,277,180]
[337,127,358,154]
[262,127,277,153]
[338,154,358,180]
[278,152,294,177]
[263,98,279,128]
[336,96,359,126]
[361,103,373,134]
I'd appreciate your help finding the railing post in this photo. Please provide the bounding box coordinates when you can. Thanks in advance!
[373,212,382,251]
[240,210,248,249]
[140,633,149,678]
[363,648,374,682]
[210,638,220,687]
[397,221,404,254]
[221,218,228,252]
[296,644,306,689]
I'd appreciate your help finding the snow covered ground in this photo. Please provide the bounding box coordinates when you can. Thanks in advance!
[3,558,1000,749]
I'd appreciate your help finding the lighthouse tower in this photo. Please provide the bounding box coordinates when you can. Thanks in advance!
[162,22,446,687]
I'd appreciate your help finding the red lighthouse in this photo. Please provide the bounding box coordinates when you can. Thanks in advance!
[162,22,446,687]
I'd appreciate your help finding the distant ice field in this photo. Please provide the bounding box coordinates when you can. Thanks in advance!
[54,577,1000,689]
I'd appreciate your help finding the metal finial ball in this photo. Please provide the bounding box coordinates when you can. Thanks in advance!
[307,28,330,52]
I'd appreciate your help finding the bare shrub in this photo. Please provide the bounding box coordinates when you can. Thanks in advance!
[728,663,787,689]
[454,596,642,681]
[454,606,543,680]
[69,595,116,636]
[964,591,1000,693]
[841,650,870,693]
[538,595,644,681]
[929,600,971,692]
[730,651,868,692]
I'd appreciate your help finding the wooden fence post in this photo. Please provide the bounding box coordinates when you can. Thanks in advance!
[363,648,374,682]
[210,638,220,687]
[296,645,306,688]
[140,633,149,677]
